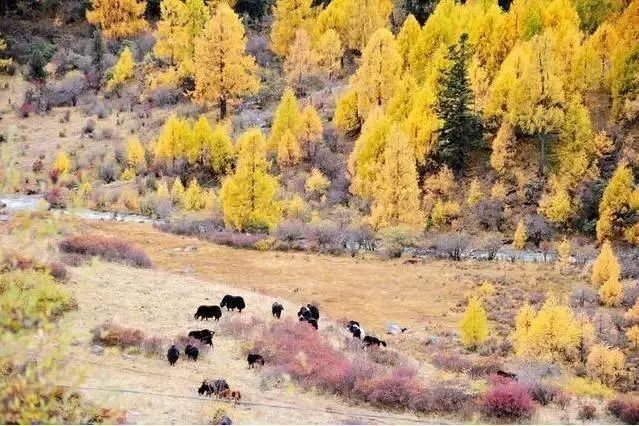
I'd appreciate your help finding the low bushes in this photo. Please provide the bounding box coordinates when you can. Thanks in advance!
[0,270,76,332]
[91,321,163,355]
[58,235,152,268]
[251,319,473,415]
[608,398,639,424]
[481,381,536,420]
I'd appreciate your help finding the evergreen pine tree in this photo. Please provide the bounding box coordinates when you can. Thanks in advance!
[435,33,483,174]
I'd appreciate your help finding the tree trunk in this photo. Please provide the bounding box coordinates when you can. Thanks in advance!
[538,134,546,177]
[220,98,227,120]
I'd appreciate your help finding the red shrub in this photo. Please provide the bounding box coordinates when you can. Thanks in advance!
[32,159,43,173]
[58,235,152,268]
[48,168,60,184]
[44,187,70,208]
[91,321,163,355]
[482,382,536,419]
[609,399,639,424]
[577,404,597,421]
[431,353,472,373]
[48,261,68,281]
[355,369,422,408]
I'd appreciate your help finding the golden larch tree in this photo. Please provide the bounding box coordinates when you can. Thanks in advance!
[53,151,71,175]
[193,4,259,118]
[626,326,639,351]
[317,29,343,80]
[557,237,571,266]
[351,28,402,119]
[512,220,527,250]
[284,28,317,95]
[277,129,301,167]
[586,345,626,386]
[466,178,483,206]
[600,275,623,307]
[106,46,135,91]
[334,88,361,135]
[220,129,281,231]
[396,14,420,68]
[370,125,422,229]
[459,296,489,350]
[125,136,146,171]
[153,0,189,66]
[270,0,314,57]
[191,116,234,175]
[184,179,206,210]
[596,162,635,242]
[171,177,186,207]
[591,240,621,288]
[305,168,330,198]
[86,0,148,39]
[154,115,192,164]
[268,88,301,151]
[298,105,323,158]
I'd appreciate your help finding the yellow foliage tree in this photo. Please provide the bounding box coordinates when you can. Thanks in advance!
[53,151,71,174]
[347,109,390,199]
[334,89,361,135]
[305,168,330,197]
[576,314,596,363]
[269,88,301,151]
[220,129,281,231]
[586,345,626,386]
[350,28,402,119]
[156,179,170,199]
[317,0,393,52]
[539,183,573,224]
[513,220,527,250]
[513,303,536,355]
[154,115,192,164]
[591,240,621,288]
[106,47,135,91]
[86,0,148,39]
[557,237,571,266]
[317,29,343,79]
[298,105,323,158]
[625,299,639,324]
[190,116,234,174]
[184,179,206,210]
[514,295,582,362]
[599,275,623,307]
[459,296,489,350]
[277,130,301,167]
[466,178,482,206]
[270,0,314,57]
[430,199,460,227]
[171,177,186,207]
[284,28,317,95]
[125,137,146,171]
[193,4,259,118]
[153,0,189,66]
[490,122,516,174]
[626,325,639,351]
[596,162,635,242]
[396,14,421,68]
[490,180,507,201]
[370,126,423,229]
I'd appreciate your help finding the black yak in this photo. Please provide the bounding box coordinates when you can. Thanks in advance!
[194,305,222,321]
[221,295,246,312]
[363,336,386,347]
[185,344,199,361]
[188,329,214,345]
[198,379,229,397]
[167,345,179,366]
[272,302,284,319]
[247,353,265,368]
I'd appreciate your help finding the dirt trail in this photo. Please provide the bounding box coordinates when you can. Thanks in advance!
[58,261,434,424]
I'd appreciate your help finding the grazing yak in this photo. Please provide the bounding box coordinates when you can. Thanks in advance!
[363,336,387,347]
[347,320,364,339]
[167,345,179,366]
[198,379,230,397]
[194,305,222,321]
[247,353,265,368]
[221,295,246,312]
[185,344,199,361]
[272,302,284,319]
[188,329,214,345]
[496,370,518,380]
[298,304,320,329]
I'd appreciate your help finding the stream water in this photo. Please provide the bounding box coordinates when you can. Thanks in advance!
[0,194,556,263]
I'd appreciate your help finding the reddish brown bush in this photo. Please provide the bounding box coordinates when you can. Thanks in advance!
[91,321,163,355]
[608,398,639,424]
[482,382,536,420]
[47,261,68,281]
[525,381,558,406]
[578,404,597,421]
[59,235,152,268]
[431,353,472,373]
[32,159,44,173]
[44,187,70,208]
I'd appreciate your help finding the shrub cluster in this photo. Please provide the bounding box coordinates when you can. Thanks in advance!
[91,321,163,355]
[58,235,152,268]
[0,270,76,332]
[251,319,472,414]
[481,381,536,420]
[608,398,639,424]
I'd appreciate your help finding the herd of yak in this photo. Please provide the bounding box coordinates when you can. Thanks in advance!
[165,293,390,405]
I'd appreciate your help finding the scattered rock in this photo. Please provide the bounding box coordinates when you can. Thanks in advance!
[217,416,232,425]
[172,247,183,252]
[184,245,197,252]
[90,345,105,355]
[0,214,9,222]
